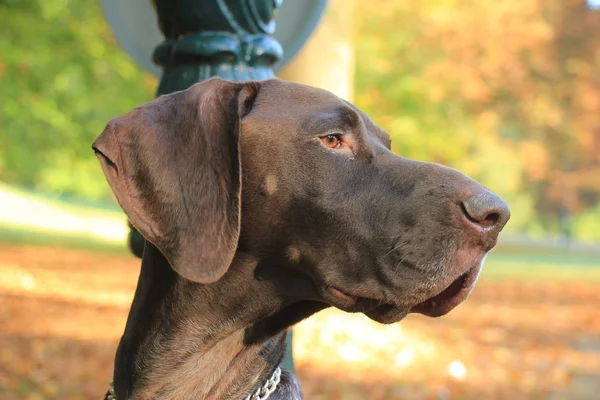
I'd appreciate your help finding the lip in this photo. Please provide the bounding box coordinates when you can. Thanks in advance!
[324,286,406,322]
[322,286,381,313]
[409,264,482,317]
[322,261,483,321]
[364,303,409,324]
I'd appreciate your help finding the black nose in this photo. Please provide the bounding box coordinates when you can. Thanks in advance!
[461,191,511,231]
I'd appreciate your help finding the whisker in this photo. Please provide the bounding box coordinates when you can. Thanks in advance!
[382,242,404,259]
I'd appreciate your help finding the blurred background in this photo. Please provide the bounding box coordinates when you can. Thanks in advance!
[1,0,599,399]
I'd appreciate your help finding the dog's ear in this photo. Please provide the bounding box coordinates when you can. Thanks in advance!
[92,78,260,283]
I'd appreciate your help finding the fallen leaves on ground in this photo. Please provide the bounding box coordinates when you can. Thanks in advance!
[0,245,598,399]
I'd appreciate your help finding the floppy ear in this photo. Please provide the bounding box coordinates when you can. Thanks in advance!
[92,78,260,283]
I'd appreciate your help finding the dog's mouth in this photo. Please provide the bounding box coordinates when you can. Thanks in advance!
[408,264,481,317]
[326,263,482,324]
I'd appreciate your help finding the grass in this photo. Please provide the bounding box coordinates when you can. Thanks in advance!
[0,182,128,254]
[482,244,600,282]
[0,226,128,254]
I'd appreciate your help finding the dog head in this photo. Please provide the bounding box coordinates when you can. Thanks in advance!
[93,78,510,323]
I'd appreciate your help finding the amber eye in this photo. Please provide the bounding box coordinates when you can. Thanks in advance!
[321,134,342,149]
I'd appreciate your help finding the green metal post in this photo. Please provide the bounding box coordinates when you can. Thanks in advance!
[127,0,295,373]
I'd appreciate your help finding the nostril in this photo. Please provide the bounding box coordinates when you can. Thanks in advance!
[481,212,500,229]
[460,202,499,227]
[460,191,511,230]
[459,202,477,224]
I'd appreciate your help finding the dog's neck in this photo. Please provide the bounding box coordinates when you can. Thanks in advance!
[112,244,324,399]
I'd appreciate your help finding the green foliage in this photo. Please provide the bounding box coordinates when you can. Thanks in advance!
[572,204,600,242]
[0,0,155,200]
[354,0,600,239]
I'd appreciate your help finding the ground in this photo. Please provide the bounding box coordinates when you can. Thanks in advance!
[0,244,598,400]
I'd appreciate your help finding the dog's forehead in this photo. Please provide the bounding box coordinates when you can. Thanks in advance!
[251,80,363,132]
[256,79,348,116]
[248,79,391,148]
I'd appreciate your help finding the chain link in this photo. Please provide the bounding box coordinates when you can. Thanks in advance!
[244,366,282,400]
[106,383,117,400]
[105,366,282,400]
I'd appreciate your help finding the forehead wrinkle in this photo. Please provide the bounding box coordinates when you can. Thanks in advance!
[342,100,392,149]
[302,105,361,135]
[369,124,392,150]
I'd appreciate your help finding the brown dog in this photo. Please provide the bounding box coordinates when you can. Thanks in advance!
[93,78,510,399]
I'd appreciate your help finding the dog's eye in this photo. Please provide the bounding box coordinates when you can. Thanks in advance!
[321,134,342,149]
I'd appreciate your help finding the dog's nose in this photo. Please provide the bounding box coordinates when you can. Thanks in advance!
[460,190,510,231]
